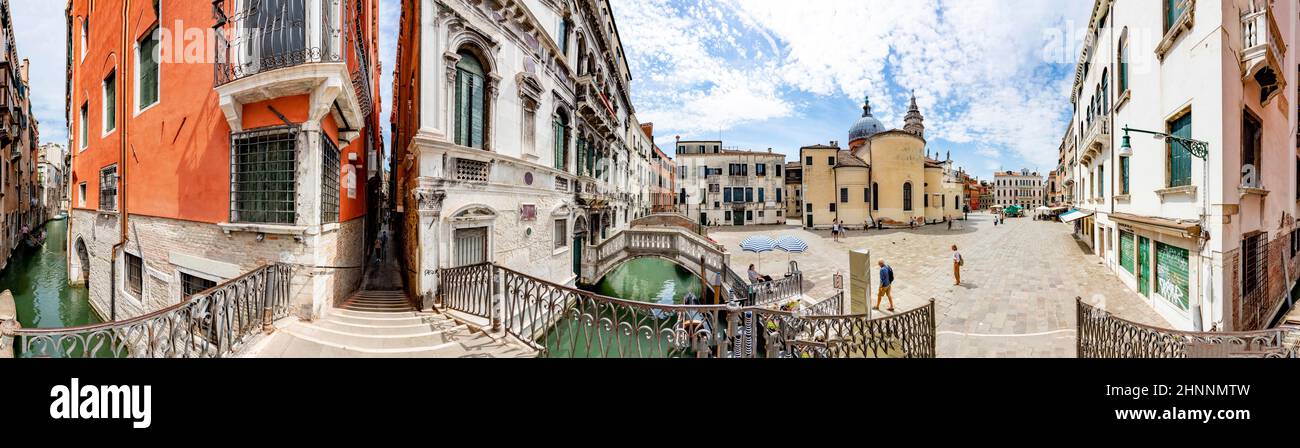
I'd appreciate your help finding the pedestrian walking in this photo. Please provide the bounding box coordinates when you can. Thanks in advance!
[947,219,952,230]
[951,245,964,286]
[832,220,842,242]
[874,260,896,312]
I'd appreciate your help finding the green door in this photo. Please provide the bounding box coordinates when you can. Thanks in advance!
[1137,237,1151,297]
[572,235,584,276]
[734,210,745,226]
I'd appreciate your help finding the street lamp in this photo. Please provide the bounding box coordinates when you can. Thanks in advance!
[1119,126,1209,160]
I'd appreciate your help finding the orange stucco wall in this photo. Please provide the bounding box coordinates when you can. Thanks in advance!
[69,0,381,225]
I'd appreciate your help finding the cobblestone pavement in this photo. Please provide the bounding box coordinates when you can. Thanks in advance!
[708,213,1170,358]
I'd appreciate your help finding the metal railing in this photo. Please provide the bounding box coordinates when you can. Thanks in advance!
[447,264,935,358]
[751,272,803,307]
[1076,299,1299,358]
[213,0,348,86]
[2,264,294,358]
[437,263,496,327]
[805,292,844,316]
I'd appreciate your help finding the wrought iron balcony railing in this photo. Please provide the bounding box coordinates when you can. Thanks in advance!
[214,0,339,86]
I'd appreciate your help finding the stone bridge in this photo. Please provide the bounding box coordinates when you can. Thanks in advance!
[581,226,730,286]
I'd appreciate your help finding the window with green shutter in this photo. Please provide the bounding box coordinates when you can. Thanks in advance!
[1165,0,1188,32]
[553,112,568,171]
[1120,157,1130,194]
[1119,231,1135,273]
[455,51,486,149]
[1168,112,1192,187]
[138,27,160,110]
[1155,242,1190,310]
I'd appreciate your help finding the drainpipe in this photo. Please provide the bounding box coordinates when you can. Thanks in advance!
[109,0,132,321]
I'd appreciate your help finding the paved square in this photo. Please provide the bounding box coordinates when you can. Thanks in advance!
[709,213,1170,358]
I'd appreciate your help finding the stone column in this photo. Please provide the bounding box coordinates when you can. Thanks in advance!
[0,290,19,358]
[849,249,871,315]
[414,186,444,310]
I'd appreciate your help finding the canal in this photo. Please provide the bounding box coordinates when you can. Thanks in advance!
[2,219,103,357]
[540,258,715,357]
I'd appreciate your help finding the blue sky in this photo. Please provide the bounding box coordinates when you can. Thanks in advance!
[17,1,1092,181]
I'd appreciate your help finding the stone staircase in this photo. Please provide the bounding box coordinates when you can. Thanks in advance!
[242,290,534,358]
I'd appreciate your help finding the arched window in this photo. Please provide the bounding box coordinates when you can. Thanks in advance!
[903,182,913,211]
[553,110,569,171]
[1100,68,1109,113]
[1118,31,1129,94]
[872,182,879,210]
[455,51,487,149]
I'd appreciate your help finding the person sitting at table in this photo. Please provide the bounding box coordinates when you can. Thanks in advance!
[748,264,774,284]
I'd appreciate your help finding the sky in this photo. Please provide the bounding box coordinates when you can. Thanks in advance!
[14,1,1092,181]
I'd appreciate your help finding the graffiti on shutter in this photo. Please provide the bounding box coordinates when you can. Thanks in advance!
[1155,242,1190,310]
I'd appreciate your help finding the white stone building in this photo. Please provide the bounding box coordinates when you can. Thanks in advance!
[392,0,653,298]
[1063,0,1299,331]
[37,143,67,222]
[992,170,1044,208]
[672,140,787,227]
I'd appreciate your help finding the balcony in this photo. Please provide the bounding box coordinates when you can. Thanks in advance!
[213,0,372,132]
[1241,1,1287,104]
[576,75,619,140]
[1078,116,1110,166]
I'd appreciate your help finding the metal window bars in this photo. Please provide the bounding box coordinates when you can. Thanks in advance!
[230,125,299,225]
[321,134,341,224]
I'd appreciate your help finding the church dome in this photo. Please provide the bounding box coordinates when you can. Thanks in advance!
[848,96,885,142]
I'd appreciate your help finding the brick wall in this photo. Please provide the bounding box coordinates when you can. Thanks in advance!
[1228,234,1300,331]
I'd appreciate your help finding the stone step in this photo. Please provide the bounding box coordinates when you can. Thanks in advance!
[330,308,427,319]
[315,317,465,336]
[352,291,408,298]
[283,322,466,350]
[268,325,533,357]
[346,296,410,303]
[342,303,416,312]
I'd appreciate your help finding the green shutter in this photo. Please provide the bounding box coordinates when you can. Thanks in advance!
[455,70,467,146]
[140,32,159,108]
[469,73,484,149]
[1169,113,1192,187]
[1155,243,1190,310]
[1119,231,1135,273]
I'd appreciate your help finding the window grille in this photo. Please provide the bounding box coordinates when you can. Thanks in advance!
[321,135,341,224]
[231,126,299,224]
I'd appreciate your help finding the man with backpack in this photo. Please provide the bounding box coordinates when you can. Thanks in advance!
[875,260,896,312]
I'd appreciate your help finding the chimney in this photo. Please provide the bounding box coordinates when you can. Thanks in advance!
[767,148,772,153]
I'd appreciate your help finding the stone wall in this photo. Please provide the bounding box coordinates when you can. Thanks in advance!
[1228,234,1300,331]
[69,210,366,322]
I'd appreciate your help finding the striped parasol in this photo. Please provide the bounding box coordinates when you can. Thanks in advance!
[775,236,809,253]
[739,235,778,254]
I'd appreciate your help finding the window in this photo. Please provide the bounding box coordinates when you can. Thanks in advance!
[829,203,836,212]
[1117,34,1129,94]
[81,18,88,61]
[79,103,88,149]
[1097,164,1105,197]
[554,219,567,249]
[729,164,748,176]
[924,193,929,208]
[756,164,766,176]
[1167,112,1192,188]
[557,20,569,54]
[453,227,489,267]
[864,187,871,203]
[103,70,116,133]
[775,164,782,177]
[840,188,848,203]
[708,184,720,193]
[553,111,568,171]
[231,126,298,224]
[723,188,732,203]
[454,51,487,149]
[182,273,217,299]
[758,188,765,203]
[1242,110,1261,187]
[678,165,688,179]
[828,157,836,166]
[137,27,160,111]
[321,135,341,224]
[725,211,732,221]
[1243,233,1267,297]
[805,156,813,165]
[78,183,87,208]
[746,211,753,221]
[745,187,754,203]
[805,203,812,213]
[125,252,143,297]
[872,183,879,210]
[776,188,782,203]
[903,182,913,211]
[1164,0,1188,32]
[1120,157,1130,194]
[99,165,118,211]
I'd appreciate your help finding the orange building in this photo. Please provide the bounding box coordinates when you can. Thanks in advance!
[643,123,675,213]
[66,0,383,321]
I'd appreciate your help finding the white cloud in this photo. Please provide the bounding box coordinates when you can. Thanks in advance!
[612,0,1090,169]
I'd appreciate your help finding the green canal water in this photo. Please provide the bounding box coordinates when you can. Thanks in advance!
[543,258,713,358]
[2,219,104,357]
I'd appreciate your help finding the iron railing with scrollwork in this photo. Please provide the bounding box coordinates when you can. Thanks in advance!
[452,264,934,358]
[437,263,496,328]
[2,264,294,358]
[1076,298,1300,358]
[805,292,844,316]
[213,0,348,86]
[752,272,803,307]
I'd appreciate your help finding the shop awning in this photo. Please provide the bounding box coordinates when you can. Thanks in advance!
[1060,210,1093,223]
[1110,212,1202,238]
